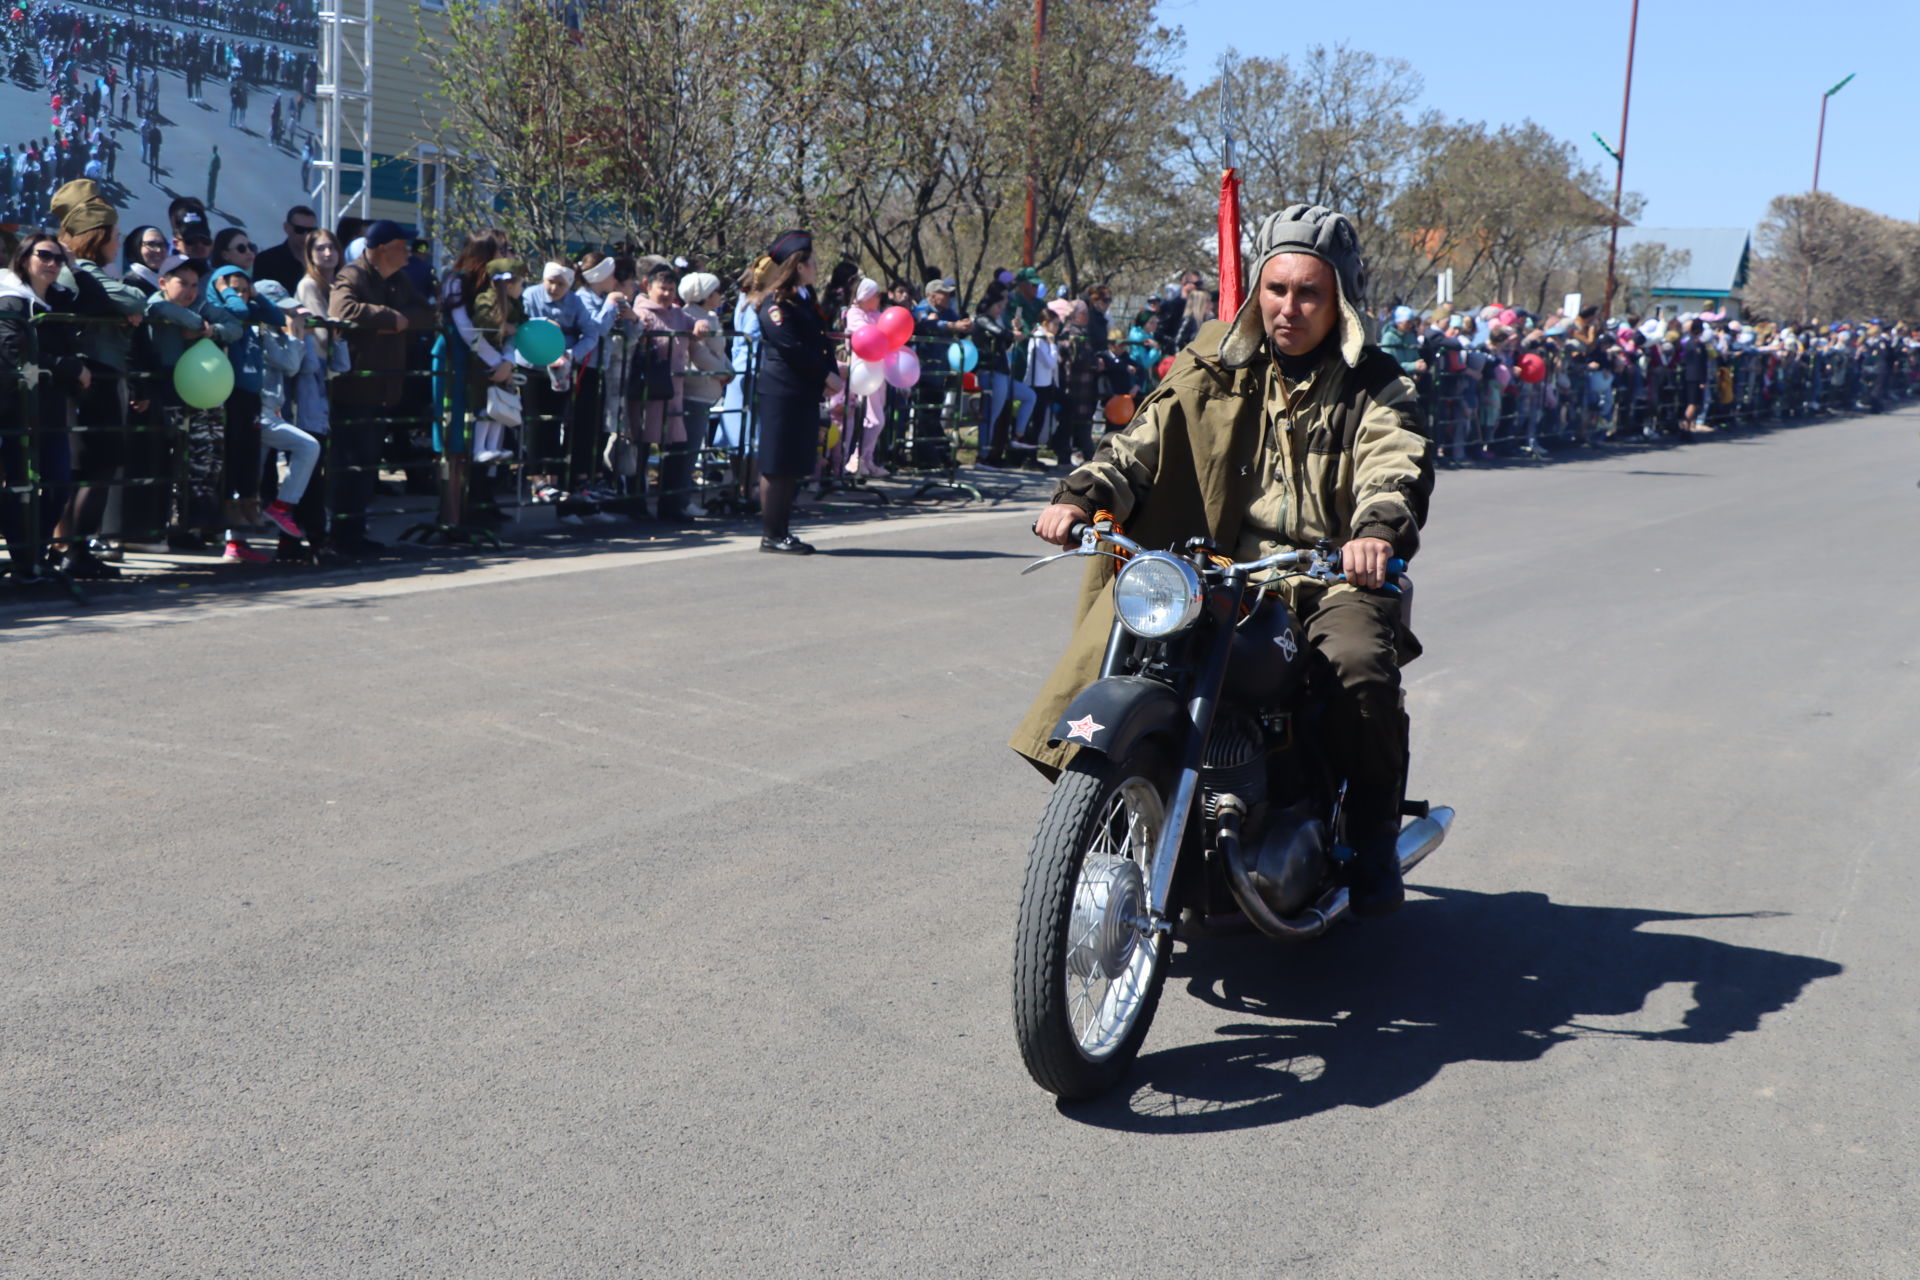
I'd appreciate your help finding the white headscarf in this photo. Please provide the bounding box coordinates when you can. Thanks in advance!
[543,261,576,288]
[678,271,722,305]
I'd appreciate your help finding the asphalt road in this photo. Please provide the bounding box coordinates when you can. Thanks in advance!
[5,409,1918,1278]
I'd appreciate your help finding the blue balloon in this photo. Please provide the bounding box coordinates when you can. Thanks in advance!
[947,339,980,373]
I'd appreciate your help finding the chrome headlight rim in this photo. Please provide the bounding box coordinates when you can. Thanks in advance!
[1113,551,1204,638]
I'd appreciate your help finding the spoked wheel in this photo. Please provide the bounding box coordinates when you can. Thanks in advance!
[1013,744,1172,1100]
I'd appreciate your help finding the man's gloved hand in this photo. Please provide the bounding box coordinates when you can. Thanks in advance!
[1033,503,1086,547]
[1342,536,1394,589]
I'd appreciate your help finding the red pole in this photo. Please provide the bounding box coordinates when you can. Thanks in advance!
[1602,0,1639,324]
[1022,0,1046,267]
[1813,93,1828,193]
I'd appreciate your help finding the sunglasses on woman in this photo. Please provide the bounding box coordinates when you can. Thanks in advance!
[30,248,66,264]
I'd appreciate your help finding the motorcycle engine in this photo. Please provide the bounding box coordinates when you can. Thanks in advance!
[1200,710,1266,822]
[1203,711,1332,920]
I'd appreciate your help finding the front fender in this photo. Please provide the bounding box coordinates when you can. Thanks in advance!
[1050,676,1185,763]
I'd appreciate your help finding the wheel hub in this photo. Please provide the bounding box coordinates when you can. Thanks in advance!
[1068,855,1147,980]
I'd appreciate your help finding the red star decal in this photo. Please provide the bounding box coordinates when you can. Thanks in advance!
[1065,714,1104,742]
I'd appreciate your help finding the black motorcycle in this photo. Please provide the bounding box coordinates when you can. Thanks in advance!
[1012,520,1454,1100]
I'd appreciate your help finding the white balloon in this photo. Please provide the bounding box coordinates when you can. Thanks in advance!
[881,347,921,389]
[848,357,885,397]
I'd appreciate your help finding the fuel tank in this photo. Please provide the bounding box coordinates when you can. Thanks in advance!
[1221,593,1308,708]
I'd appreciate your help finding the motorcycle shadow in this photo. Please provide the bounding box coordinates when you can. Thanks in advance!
[1061,884,1843,1133]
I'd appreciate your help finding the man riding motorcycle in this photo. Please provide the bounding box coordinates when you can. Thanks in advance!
[1013,205,1436,916]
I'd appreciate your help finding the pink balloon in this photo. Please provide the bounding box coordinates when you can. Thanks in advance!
[877,305,915,350]
[850,323,892,362]
[882,347,921,389]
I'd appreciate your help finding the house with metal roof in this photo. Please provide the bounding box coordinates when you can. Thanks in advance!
[1612,227,1754,317]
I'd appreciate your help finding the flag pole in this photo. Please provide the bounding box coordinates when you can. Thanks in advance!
[1217,56,1244,317]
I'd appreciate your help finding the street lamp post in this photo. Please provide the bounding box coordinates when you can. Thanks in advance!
[1600,0,1639,325]
[1812,73,1855,194]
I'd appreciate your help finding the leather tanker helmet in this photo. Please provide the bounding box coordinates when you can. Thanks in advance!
[1219,204,1375,371]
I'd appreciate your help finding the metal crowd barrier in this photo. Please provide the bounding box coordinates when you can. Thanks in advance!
[1,303,1064,592]
[12,298,1911,599]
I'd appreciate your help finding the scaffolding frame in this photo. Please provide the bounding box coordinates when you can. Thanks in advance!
[314,0,376,228]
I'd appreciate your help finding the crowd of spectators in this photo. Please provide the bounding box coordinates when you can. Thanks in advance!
[1375,301,1917,460]
[3,158,1915,590]
[0,195,1222,588]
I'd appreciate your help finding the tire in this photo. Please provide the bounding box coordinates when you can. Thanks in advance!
[1013,742,1173,1100]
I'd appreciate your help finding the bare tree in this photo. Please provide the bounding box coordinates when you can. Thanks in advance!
[1748,192,1920,323]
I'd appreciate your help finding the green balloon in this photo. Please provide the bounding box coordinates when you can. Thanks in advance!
[173,337,235,409]
[515,317,565,366]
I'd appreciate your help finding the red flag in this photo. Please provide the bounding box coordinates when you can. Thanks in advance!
[1217,168,1244,317]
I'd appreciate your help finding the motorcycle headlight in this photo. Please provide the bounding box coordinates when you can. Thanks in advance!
[1113,552,1204,638]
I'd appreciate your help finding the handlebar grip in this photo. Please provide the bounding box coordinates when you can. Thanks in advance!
[1068,522,1091,542]
[1387,558,1407,575]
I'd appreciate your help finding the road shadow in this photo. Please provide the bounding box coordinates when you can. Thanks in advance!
[0,479,1033,631]
[1062,885,1842,1134]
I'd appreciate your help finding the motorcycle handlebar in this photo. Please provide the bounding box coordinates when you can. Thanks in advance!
[1053,525,1406,590]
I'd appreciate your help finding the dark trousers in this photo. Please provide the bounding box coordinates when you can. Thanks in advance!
[568,368,603,492]
[326,401,384,539]
[70,374,127,538]
[224,388,262,502]
[122,393,171,541]
[1,405,72,568]
[1299,586,1411,838]
[659,399,711,516]
[523,375,571,476]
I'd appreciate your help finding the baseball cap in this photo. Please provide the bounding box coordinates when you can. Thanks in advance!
[254,278,299,309]
[364,219,408,249]
[924,277,956,296]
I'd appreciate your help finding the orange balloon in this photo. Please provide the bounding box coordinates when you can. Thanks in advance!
[1104,394,1136,426]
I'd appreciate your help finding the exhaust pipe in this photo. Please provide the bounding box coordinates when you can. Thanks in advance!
[1213,799,1455,942]
[1214,800,1335,942]
[1396,806,1454,875]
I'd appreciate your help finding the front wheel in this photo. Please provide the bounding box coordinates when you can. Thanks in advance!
[1013,743,1172,1100]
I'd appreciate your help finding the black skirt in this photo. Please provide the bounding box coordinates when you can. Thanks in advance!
[756,387,820,477]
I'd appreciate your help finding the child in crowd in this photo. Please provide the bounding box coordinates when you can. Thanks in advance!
[144,254,240,545]
[628,263,693,519]
[839,277,885,477]
[1024,304,1063,471]
[676,271,732,507]
[208,264,286,561]
[467,257,528,466]
[251,279,322,550]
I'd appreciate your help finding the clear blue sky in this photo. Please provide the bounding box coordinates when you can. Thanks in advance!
[1154,0,1920,235]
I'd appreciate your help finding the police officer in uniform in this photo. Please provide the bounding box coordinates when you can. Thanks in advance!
[752,230,841,554]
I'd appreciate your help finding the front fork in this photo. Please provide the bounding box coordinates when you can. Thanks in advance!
[1145,577,1242,924]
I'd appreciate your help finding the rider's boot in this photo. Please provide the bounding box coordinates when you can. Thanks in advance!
[1347,816,1405,918]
